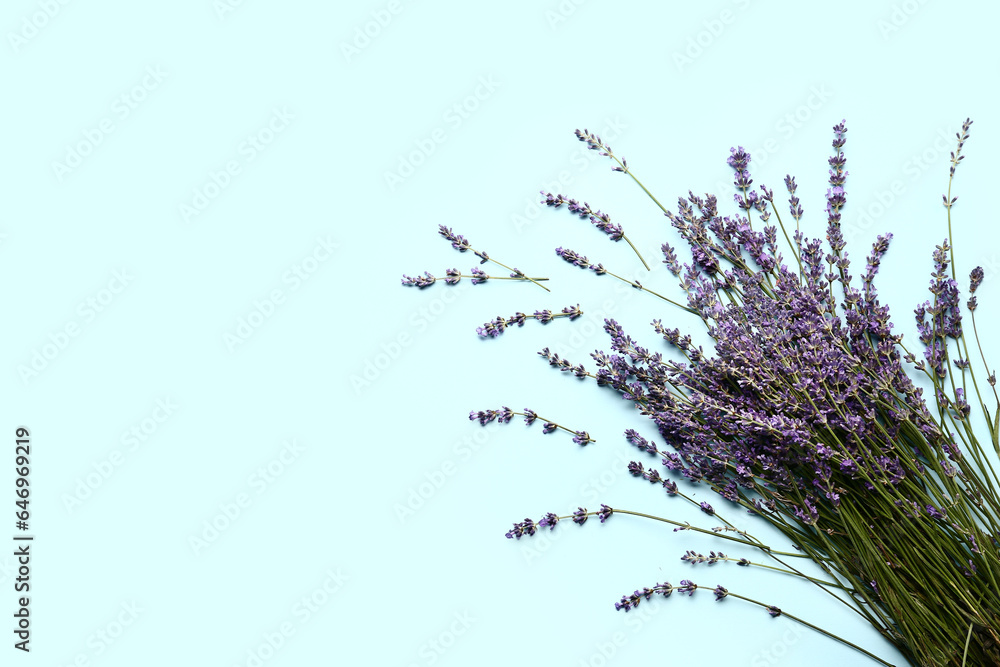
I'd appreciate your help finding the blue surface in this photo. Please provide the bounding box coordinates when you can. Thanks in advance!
[3,0,999,664]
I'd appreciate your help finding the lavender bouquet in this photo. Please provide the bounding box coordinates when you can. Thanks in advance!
[404,119,999,666]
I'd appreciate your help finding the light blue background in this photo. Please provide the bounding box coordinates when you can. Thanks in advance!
[4,0,999,665]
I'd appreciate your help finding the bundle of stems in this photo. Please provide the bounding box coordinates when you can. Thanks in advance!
[501,119,999,666]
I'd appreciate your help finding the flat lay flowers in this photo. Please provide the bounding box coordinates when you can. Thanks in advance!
[403,119,998,666]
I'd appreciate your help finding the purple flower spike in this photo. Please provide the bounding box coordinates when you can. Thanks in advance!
[713,585,729,601]
[572,507,588,525]
[597,504,613,523]
[678,580,697,596]
[561,304,583,320]
[784,175,804,220]
[470,267,488,284]
[572,430,592,445]
[401,272,436,288]
[970,267,984,293]
[953,388,971,419]
[591,211,624,241]
[476,316,506,338]
[542,422,557,434]
[541,192,625,241]
[470,407,513,425]
[624,429,656,454]
[767,606,782,618]
[926,505,947,520]
[534,309,554,323]
[539,512,559,530]
[699,502,715,515]
[438,225,472,252]
[727,146,751,171]
[469,409,498,425]
[523,409,538,425]
[505,517,537,540]
[555,247,592,269]
[661,243,681,276]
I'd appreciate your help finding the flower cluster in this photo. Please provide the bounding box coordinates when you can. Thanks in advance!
[469,407,594,445]
[505,505,612,540]
[402,267,542,287]
[476,305,582,338]
[427,225,550,292]
[541,192,624,241]
[613,580,734,611]
[555,247,606,275]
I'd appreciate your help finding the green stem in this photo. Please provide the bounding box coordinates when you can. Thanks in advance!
[623,234,651,271]
[721,591,898,667]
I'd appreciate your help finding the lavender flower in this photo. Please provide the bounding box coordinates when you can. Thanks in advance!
[661,243,681,276]
[476,316,507,338]
[468,407,514,425]
[561,304,583,319]
[538,347,589,379]
[681,551,726,565]
[572,507,588,525]
[470,407,594,444]
[505,518,536,540]
[624,429,658,455]
[597,504,613,523]
[400,272,436,288]
[541,192,624,241]
[438,224,474,254]
[948,118,972,179]
[476,306,582,338]
[541,192,651,269]
[925,505,947,521]
[555,247,604,274]
[436,224,549,291]
[970,266,984,293]
[574,128,627,173]
[403,266,548,288]
[784,175,804,221]
[728,146,754,210]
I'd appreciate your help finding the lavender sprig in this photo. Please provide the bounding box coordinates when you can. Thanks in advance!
[401,268,550,288]
[477,305,582,338]
[541,191,651,270]
[554,247,698,315]
[575,129,672,221]
[438,225,550,292]
[469,407,594,444]
[611,582,892,666]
